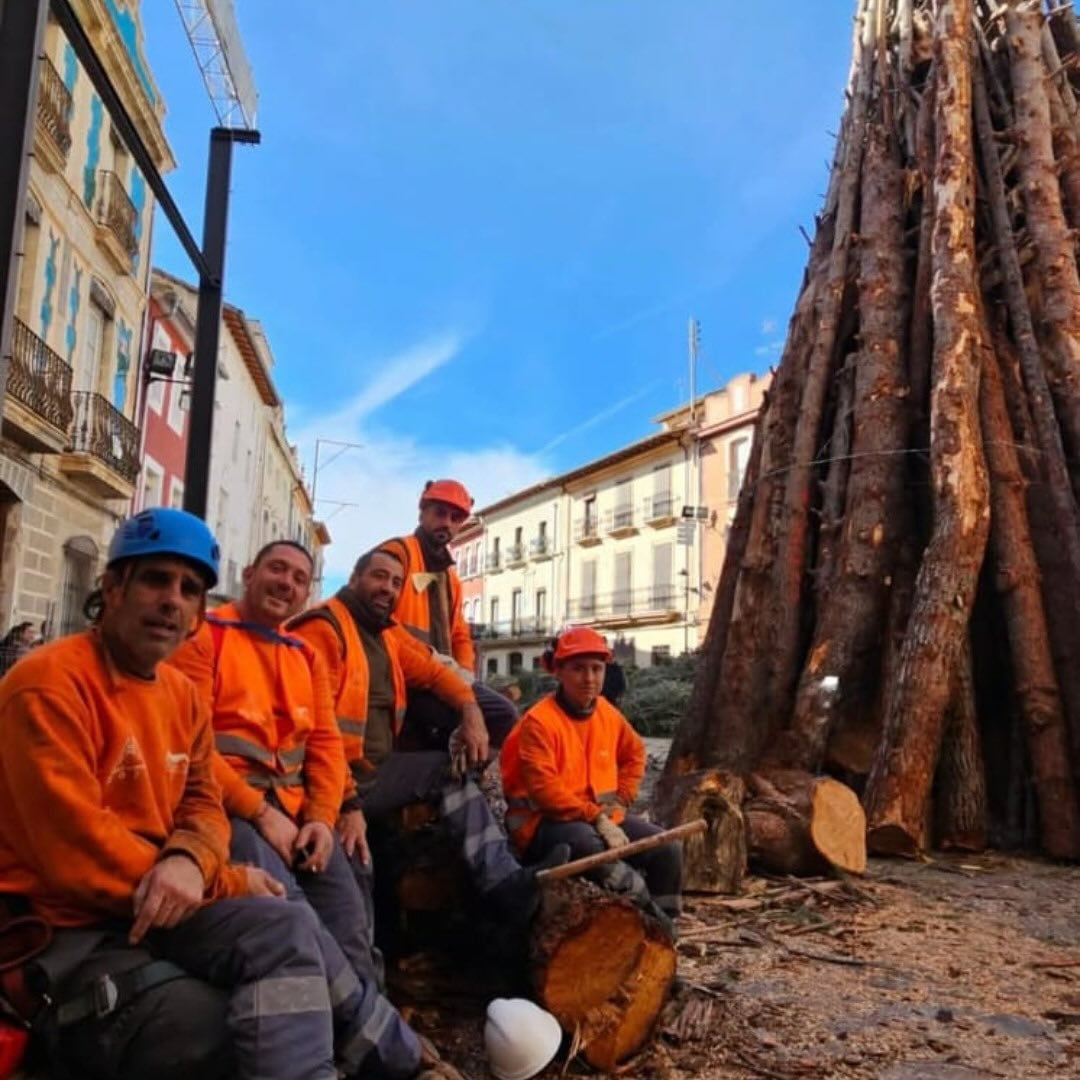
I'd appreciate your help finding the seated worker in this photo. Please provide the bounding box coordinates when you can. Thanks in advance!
[290,547,568,923]
[169,541,378,988]
[379,479,517,750]
[0,509,423,1080]
[500,628,684,926]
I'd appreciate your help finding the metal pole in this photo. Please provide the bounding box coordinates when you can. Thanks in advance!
[183,126,259,519]
[311,437,322,508]
[0,0,48,410]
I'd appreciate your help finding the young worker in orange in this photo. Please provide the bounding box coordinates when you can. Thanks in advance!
[291,547,568,923]
[379,479,517,752]
[169,541,378,987]
[0,509,423,1080]
[500,627,684,925]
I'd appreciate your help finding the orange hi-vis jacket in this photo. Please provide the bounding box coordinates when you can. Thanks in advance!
[0,632,247,927]
[500,693,646,855]
[290,595,474,785]
[169,602,345,827]
[378,532,475,671]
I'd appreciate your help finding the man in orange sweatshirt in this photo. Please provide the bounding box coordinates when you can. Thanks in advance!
[379,479,517,752]
[0,509,423,1080]
[170,540,380,989]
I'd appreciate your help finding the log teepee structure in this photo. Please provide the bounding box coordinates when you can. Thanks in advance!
[661,0,1080,866]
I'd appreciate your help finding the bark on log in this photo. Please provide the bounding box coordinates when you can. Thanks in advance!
[782,122,910,771]
[979,327,1080,857]
[745,769,866,876]
[814,357,855,604]
[531,878,676,1072]
[935,641,988,852]
[654,770,746,894]
[865,0,991,858]
[1007,6,1080,497]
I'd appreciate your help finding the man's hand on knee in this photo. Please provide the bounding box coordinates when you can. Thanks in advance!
[293,820,334,873]
[337,809,371,865]
[130,854,205,943]
[594,813,630,850]
[252,800,299,865]
[242,866,287,898]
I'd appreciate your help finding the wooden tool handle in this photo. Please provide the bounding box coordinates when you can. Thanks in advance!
[535,818,707,884]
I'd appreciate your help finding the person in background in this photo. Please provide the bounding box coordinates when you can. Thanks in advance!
[601,659,627,707]
[500,627,683,928]
[0,509,423,1080]
[0,622,35,677]
[379,479,517,751]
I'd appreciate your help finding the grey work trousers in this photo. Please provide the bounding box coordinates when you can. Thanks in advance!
[41,897,419,1080]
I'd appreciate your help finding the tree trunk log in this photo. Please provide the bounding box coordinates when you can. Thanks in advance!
[1007,6,1080,497]
[530,879,676,1072]
[782,122,910,771]
[865,0,991,858]
[935,641,988,851]
[745,769,866,876]
[654,770,746,894]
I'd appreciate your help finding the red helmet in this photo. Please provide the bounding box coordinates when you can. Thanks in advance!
[552,627,613,664]
[419,479,473,515]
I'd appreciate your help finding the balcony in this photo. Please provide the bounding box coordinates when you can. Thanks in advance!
[475,617,554,641]
[506,543,526,568]
[574,517,602,547]
[60,391,141,499]
[569,586,681,627]
[529,535,553,561]
[643,494,678,528]
[95,171,138,273]
[604,505,638,538]
[486,551,503,573]
[33,55,73,173]
[2,319,74,452]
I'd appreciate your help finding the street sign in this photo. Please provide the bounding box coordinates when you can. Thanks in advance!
[676,523,694,545]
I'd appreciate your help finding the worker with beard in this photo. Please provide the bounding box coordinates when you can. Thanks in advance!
[0,510,425,1080]
[169,541,380,991]
[291,548,569,926]
[379,480,517,753]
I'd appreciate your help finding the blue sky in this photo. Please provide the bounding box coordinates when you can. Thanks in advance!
[139,1,854,582]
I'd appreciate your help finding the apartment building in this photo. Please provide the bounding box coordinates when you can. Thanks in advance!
[451,371,769,678]
[0,0,170,636]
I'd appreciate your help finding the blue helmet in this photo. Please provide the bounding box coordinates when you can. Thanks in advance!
[107,508,220,588]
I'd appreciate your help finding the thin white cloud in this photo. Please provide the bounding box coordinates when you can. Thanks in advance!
[537,381,661,455]
[761,317,777,335]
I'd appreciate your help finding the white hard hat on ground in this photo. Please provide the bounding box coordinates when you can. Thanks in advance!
[484,997,563,1080]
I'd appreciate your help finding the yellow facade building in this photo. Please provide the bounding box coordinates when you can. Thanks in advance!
[0,0,171,635]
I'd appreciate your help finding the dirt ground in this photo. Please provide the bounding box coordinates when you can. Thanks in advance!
[413,852,1080,1079]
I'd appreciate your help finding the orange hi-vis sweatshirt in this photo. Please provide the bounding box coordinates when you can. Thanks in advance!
[500,693,646,854]
[0,631,247,927]
[290,595,474,795]
[169,602,345,827]
[377,533,475,670]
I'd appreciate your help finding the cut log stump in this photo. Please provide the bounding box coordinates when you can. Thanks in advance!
[654,768,746,894]
[531,878,676,1072]
[745,769,866,876]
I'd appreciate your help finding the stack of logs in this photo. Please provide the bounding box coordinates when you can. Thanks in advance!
[659,0,1080,870]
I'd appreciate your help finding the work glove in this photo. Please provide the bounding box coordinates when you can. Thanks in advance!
[594,812,630,850]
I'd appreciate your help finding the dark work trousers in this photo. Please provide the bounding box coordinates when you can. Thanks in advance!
[398,681,517,754]
[42,897,420,1080]
[359,752,521,895]
[229,816,382,988]
[527,815,684,919]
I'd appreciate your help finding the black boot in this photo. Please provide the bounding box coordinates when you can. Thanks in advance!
[486,843,571,927]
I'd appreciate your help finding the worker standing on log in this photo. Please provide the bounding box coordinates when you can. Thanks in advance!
[500,628,684,926]
[0,510,424,1080]
[378,479,517,751]
[168,541,381,988]
[292,547,569,925]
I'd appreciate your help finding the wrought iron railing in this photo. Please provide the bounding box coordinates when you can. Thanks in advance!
[569,586,679,621]
[604,505,637,533]
[473,617,554,640]
[643,493,676,521]
[486,550,502,571]
[529,536,552,556]
[97,171,138,258]
[574,517,600,541]
[8,318,74,431]
[506,543,526,565]
[68,391,141,483]
[37,55,73,157]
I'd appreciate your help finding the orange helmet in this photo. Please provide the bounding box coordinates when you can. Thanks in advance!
[420,479,473,515]
[552,627,613,664]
